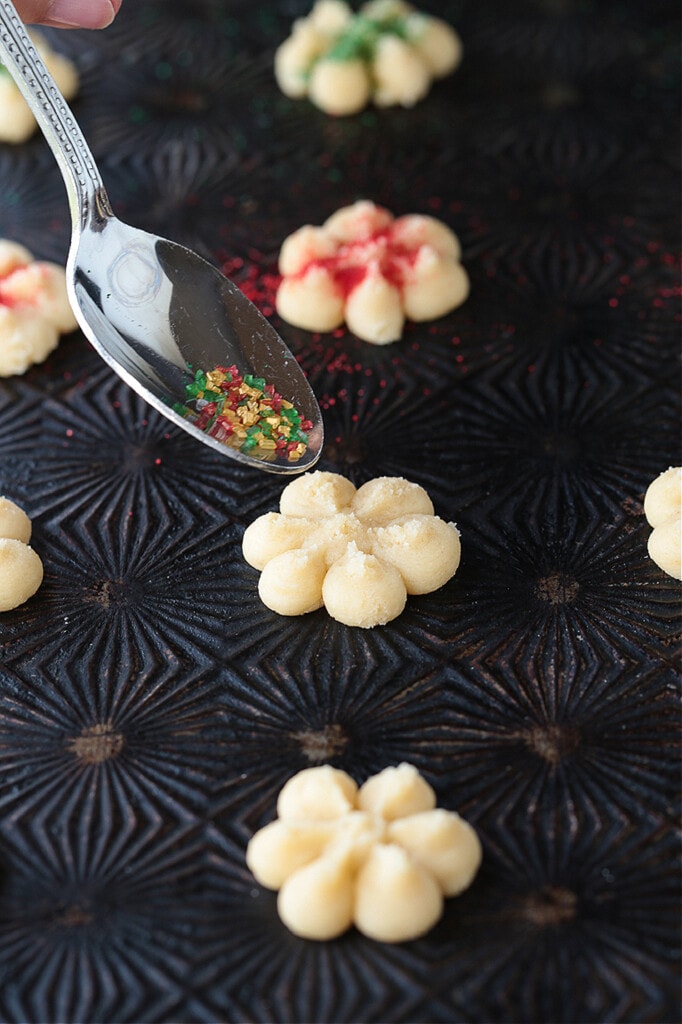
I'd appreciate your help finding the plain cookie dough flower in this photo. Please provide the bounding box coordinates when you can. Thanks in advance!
[246,762,482,942]
[643,466,681,580]
[242,470,461,627]
[274,0,462,116]
[0,32,78,143]
[0,497,43,611]
[276,200,469,344]
[0,239,78,376]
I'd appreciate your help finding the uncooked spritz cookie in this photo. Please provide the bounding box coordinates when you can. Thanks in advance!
[643,466,681,580]
[0,497,43,612]
[276,200,469,344]
[242,470,461,627]
[275,0,462,116]
[246,762,482,942]
[0,33,78,143]
[0,240,78,376]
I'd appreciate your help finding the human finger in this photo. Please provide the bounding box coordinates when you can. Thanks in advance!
[15,0,119,29]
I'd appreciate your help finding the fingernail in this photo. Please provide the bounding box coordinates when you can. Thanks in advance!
[48,0,116,29]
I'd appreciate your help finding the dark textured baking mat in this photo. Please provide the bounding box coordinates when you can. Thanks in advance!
[0,1,680,1021]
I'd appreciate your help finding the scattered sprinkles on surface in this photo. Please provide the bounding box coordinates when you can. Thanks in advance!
[173,364,312,462]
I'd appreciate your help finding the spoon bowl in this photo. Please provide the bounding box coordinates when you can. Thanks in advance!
[0,2,323,473]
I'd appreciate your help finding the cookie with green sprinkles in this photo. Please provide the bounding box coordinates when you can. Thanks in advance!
[274,0,462,117]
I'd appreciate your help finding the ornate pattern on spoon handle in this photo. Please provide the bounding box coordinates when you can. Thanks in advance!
[0,0,111,229]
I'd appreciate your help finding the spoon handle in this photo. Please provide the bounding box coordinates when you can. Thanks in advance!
[0,0,111,230]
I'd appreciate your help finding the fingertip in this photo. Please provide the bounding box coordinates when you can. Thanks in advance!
[45,0,116,29]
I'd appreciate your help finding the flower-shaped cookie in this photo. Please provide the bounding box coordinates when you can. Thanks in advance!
[0,497,43,611]
[242,470,461,627]
[275,0,462,116]
[246,762,482,942]
[276,200,469,344]
[643,466,681,580]
[0,239,77,376]
[0,33,78,143]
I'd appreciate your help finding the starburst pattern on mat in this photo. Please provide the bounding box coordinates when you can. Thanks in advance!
[453,110,678,267]
[423,365,680,519]
[419,659,680,825]
[311,365,470,501]
[0,150,71,261]
[102,145,246,261]
[0,817,202,1024]
[76,43,271,163]
[75,32,316,175]
[0,359,285,524]
[418,812,679,1024]
[206,659,466,832]
[432,497,681,669]
[0,492,245,669]
[473,248,682,383]
[300,343,679,521]
[0,653,223,826]
[470,0,647,80]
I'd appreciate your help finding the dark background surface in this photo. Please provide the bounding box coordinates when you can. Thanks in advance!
[0,1,680,1021]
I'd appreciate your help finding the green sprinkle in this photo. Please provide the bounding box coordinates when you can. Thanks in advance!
[155,61,173,81]
[325,12,409,62]
[128,104,149,125]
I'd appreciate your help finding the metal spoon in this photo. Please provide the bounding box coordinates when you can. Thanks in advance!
[0,0,323,474]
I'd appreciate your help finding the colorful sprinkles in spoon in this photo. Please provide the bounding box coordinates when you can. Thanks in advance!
[173,364,312,462]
